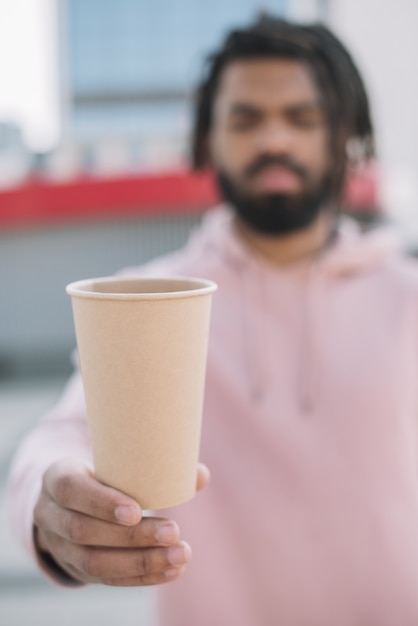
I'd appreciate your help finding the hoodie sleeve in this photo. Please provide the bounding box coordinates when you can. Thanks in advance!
[7,369,92,585]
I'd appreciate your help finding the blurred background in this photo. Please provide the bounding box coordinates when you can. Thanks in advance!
[1,0,417,624]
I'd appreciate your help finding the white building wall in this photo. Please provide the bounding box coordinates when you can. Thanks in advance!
[290,0,418,243]
[0,215,201,377]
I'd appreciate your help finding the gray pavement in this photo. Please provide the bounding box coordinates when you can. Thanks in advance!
[0,377,155,626]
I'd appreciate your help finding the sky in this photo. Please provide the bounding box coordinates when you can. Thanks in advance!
[0,0,60,151]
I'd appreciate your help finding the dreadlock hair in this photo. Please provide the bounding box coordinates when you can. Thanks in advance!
[192,14,375,205]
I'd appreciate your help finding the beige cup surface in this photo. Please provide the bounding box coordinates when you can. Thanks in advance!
[66,276,217,509]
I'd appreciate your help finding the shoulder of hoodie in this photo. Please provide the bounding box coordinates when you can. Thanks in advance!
[324,217,418,294]
[375,253,418,321]
[383,252,418,291]
[114,205,234,283]
[362,230,418,298]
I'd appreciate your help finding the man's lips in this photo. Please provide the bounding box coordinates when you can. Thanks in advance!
[251,166,302,193]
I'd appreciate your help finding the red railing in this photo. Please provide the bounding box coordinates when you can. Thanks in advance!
[0,168,379,231]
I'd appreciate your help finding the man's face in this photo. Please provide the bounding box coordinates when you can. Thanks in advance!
[208,58,333,235]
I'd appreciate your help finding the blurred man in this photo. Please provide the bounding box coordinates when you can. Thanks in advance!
[9,15,418,626]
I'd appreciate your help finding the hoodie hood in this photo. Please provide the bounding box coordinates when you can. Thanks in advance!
[190,205,402,412]
[192,204,401,278]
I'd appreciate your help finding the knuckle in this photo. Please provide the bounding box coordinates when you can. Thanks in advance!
[137,550,152,575]
[54,474,74,507]
[88,491,118,521]
[126,524,140,547]
[81,548,102,578]
[66,514,87,544]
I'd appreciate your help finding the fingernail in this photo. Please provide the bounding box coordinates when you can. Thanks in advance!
[168,542,191,566]
[115,505,141,525]
[155,523,178,545]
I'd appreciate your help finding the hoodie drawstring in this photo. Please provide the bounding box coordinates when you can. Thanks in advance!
[238,258,271,404]
[298,264,324,413]
[238,255,324,413]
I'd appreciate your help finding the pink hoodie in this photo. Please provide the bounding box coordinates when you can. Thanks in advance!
[9,206,418,625]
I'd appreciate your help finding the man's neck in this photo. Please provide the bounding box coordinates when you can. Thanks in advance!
[234,211,335,267]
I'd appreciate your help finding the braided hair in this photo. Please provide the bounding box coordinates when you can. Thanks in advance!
[191,14,374,204]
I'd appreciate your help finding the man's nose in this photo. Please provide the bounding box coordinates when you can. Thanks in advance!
[255,122,294,154]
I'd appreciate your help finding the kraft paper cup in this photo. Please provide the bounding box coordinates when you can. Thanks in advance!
[66,276,217,509]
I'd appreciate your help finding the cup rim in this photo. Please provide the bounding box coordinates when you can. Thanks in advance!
[66,275,218,300]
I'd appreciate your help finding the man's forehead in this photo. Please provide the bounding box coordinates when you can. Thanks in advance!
[215,58,321,106]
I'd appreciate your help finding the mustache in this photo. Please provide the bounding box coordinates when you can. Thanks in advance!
[244,154,308,181]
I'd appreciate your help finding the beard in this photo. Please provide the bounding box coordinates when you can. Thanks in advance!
[215,156,333,236]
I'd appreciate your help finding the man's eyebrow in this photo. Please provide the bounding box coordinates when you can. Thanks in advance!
[228,103,263,116]
[285,101,324,114]
[227,100,325,116]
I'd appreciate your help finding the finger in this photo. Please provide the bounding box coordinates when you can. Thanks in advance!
[35,497,180,548]
[58,540,192,581]
[43,460,142,525]
[60,561,187,587]
[101,565,187,587]
[196,463,210,492]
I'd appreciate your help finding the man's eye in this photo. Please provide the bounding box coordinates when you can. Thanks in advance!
[229,116,259,130]
[292,115,322,128]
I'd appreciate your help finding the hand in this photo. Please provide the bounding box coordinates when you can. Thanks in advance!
[34,458,210,586]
